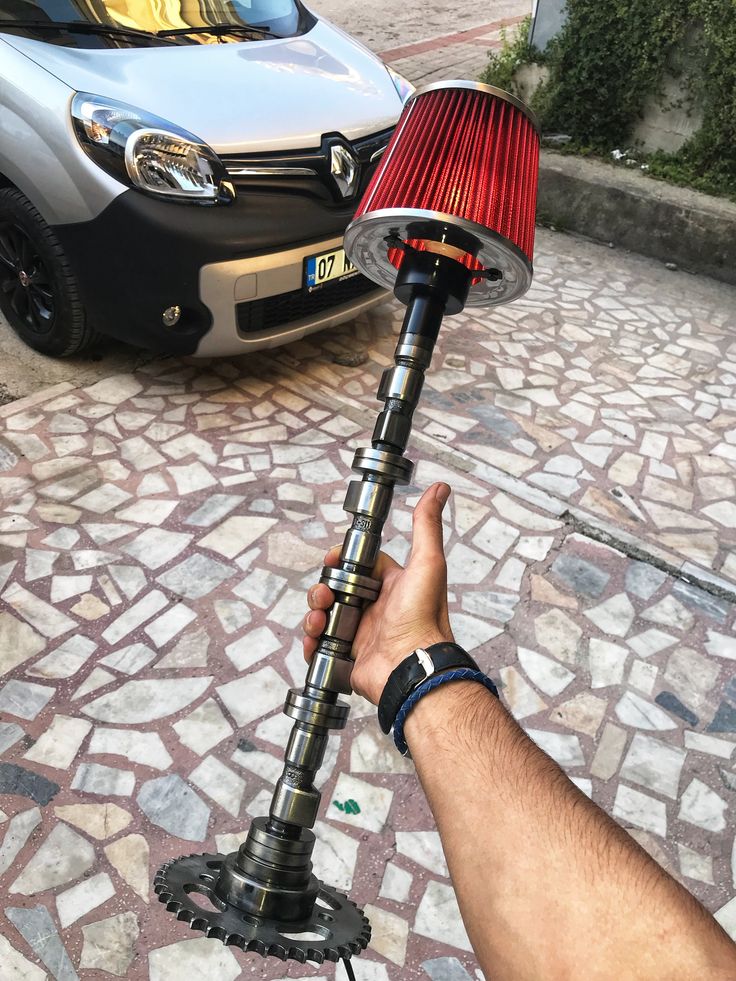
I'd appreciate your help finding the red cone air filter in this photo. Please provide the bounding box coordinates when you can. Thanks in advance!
[345,81,540,306]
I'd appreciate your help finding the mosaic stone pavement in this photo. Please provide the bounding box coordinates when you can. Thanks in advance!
[1,229,736,979]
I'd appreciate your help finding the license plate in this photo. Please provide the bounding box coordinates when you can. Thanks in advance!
[304,246,358,292]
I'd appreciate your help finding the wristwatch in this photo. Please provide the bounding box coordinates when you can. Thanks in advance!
[378,641,480,734]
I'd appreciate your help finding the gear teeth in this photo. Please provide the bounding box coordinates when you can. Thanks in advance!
[155,853,370,965]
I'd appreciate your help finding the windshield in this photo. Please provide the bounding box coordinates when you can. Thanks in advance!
[0,0,308,39]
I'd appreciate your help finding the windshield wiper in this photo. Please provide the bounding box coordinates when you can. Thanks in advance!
[0,20,183,44]
[156,22,278,39]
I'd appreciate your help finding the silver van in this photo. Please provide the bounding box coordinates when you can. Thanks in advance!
[0,1,410,356]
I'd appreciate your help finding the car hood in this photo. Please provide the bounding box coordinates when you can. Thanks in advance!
[1,19,401,153]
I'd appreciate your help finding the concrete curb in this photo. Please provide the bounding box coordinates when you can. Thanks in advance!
[538,151,736,286]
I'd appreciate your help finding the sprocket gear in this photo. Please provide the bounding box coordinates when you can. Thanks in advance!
[154,852,371,964]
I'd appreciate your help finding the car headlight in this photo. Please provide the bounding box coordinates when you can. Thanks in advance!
[71,93,235,205]
[387,67,415,104]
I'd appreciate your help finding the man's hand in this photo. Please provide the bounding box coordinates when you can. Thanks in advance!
[302,482,454,704]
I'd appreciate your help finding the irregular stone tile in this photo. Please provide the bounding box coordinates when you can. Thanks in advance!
[471,516,519,559]
[231,746,283,784]
[144,604,196,647]
[499,665,547,719]
[396,831,448,876]
[217,666,288,727]
[224,624,281,672]
[70,593,110,621]
[624,561,667,600]
[672,581,729,623]
[0,720,24,754]
[330,774,393,834]
[0,762,60,806]
[183,494,245,528]
[678,778,727,832]
[82,676,211,723]
[620,733,687,799]
[71,762,135,797]
[104,833,149,902]
[525,729,585,767]
[50,574,93,603]
[101,589,169,645]
[379,862,413,904]
[663,646,719,712]
[0,933,46,980]
[0,807,42,875]
[189,756,245,817]
[156,553,234,600]
[54,803,132,840]
[533,608,583,666]
[137,774,210,841]
[155,625,210,669]
[677,843,714,885]
[613,784,667,836]
[10,822,95,894]
[588,638,629,688]
[463,590,518,624]
[79,911,139,976]
[706,630,736,661]
[517,647,575,697]
[0,680,55,720]
[99,642,157,676]
[641,595,694,632]
[584,593,635,638]
[627,628,677,659]
[684,731,734,759]
[350,727,414,775]
[121,528,192,570]
[88,728,172,770]
[72,667,116,701]
[0,613,46,675]
[363,903,409,967]
[148,937,241,980]
[311,819,360,892]
[173,697,233,755]
[551,554,610,598]
[234,567,287,607]
[708,701,736,733]
[56,871,116,928]
[28,635,97,680]
[23,715,91,770]
[716,896,736,939]
[655,690,699,727]
[590,723,628,781]
[3,583,76,639]
[423,957,474,981]
[214,599,252,634]
[6,904,78,981]
[199,516,276,559]
[451,613,502,652]
[551,692,606,737]
[108,564,147,601]
[414,880,472,952]
[74,483,132,514]
[615,691,678,731]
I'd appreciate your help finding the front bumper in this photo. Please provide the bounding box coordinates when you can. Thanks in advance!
[52,188,385,357]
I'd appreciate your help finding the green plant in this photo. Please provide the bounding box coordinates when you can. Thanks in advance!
[479,16,535,93]
[480,1,736,199]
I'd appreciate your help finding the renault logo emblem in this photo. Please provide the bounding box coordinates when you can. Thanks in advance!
[329,143,359,198]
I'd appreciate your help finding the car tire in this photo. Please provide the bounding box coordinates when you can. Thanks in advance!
[0,187,97,356]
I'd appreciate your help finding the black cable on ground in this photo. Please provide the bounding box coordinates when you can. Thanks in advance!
[343,957,357,981]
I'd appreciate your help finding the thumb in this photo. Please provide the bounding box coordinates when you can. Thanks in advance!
[409,482,451,564]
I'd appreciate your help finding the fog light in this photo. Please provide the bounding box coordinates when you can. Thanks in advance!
[162,305,182,328]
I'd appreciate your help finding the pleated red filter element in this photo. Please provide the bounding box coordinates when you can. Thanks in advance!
[344,81,540,306]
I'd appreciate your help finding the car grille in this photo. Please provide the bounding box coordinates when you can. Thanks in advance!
[236,273,382,335]
[221,128,394,205]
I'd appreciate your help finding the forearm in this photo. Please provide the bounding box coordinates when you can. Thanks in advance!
[405,682,736,981]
